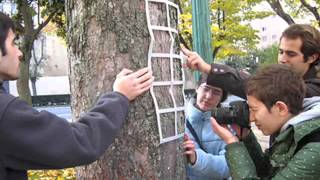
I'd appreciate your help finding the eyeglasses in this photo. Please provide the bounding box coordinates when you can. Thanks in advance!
[199,85,223,96]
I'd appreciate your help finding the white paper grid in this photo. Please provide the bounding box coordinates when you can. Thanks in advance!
[145,0,186,144]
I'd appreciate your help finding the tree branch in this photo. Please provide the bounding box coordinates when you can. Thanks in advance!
[300,0,320,26]
[267,0,295,25]
[212,46,221,61]
[33,9,58,41]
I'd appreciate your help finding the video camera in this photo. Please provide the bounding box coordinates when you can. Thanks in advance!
[212,100,251,128]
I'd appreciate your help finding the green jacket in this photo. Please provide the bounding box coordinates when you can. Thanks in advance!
[225,118,320,179]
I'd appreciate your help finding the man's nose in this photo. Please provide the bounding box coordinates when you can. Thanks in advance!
[18,49,23,61]
[279,54,288,63]
[205,91,213,98]
[249,113,255,122]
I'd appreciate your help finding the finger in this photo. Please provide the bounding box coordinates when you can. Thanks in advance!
[180,45,193,56]
[136,70,153,84]
[184,133,189,141]
[138,75,154,87]
[130,67,150,78]
[137,77,154,94]
[188,54,199,62]
[211,117,221,131]
[183,141,195,148]
[117,68,133,77]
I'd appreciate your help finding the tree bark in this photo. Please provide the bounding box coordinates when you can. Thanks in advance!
[67,0,185,179]
[17,0,34,104]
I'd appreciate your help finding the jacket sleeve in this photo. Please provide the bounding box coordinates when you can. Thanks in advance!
[225,142,258,179]
[242,131,271,177]
[0,92,129,170]
[272,143,320,179]
[190,148,229,179]
[225,131,271,179]
[207,63,251,99]
[185,128,229,179]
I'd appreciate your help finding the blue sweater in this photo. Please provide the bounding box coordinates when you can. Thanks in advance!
[185,100,230,180]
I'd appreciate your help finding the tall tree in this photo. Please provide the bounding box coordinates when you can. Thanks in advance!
[67,0,185,179]
[1,0,65,104]
[30,34,46,96]
[179,0,272,61]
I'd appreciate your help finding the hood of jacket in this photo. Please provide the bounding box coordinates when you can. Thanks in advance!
[280,96,320,132]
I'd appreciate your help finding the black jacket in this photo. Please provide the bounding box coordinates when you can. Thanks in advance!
[0,89,129,180]
[207,63,320,98]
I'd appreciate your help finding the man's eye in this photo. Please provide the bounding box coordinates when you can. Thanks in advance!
[287,52,297,57]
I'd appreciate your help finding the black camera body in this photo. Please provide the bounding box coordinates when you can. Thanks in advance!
[212,100,250,128]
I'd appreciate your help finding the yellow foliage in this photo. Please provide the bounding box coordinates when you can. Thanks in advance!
[28,168,75,180]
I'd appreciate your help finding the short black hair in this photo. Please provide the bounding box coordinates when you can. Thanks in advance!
[0,12,15,56]
[197,73,228,103]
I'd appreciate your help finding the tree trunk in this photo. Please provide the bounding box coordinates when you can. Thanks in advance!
[17,43,32,104]
[67,0,185,179]
[17,0,35,104]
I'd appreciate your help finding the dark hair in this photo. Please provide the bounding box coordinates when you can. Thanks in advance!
[281,24,320,64]
[197,73,228,103]
[0,12,15,56]
[246,64,306,115]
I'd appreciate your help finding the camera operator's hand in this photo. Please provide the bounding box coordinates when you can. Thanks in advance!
[211,117,239,144]
[113,67,154,101]
[180,45,211,74]
[230,124,251,139]
[183,134,197,165]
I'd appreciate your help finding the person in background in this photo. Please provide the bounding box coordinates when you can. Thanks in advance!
[212,64,320,179]
[183,74,229,180]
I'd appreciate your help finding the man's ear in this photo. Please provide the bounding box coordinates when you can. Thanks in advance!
[307,53,319,64]
[274,101,289,116]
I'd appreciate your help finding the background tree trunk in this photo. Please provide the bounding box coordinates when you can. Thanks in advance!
[67,0,185,179]
[17,0,34,104]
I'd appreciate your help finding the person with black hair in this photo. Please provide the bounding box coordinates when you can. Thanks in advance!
[183,74,229,180]
[0,12,154,180]
[212,65,320,179]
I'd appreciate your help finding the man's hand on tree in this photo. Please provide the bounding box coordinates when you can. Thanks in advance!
[113,67,154,101]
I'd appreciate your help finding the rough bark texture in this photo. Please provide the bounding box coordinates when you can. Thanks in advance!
[67,0,185,179]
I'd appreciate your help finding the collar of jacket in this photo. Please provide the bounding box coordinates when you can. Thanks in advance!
[269,118,320,172]
[280,97,320,133]
[304,63,320,79]
[186,98,212,124]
